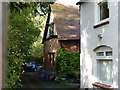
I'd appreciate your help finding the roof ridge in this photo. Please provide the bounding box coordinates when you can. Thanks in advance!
[54,2,78,8]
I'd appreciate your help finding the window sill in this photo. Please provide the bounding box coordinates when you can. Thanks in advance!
[93,19,109,28]
[92,82,114,90]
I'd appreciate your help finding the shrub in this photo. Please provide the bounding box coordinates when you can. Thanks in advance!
[56,48,80,80]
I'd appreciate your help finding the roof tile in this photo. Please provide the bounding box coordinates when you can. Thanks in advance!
[51,3,80,40]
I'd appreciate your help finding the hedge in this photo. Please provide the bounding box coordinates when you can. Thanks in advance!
[56,48,80,80]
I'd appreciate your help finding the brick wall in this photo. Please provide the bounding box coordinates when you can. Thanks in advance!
[60,40,80,52]
[44,38,60,72]
[43,38,80,72]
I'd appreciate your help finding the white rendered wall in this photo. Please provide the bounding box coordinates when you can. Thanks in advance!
[80,2,118,88]
[118,1,120,89]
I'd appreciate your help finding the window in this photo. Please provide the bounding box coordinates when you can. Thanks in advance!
[98,0,109,21]
[95,46,113,85]
[49,53,55,66]
[97,59,113,84]
[93,0,110,28]
[106,51,112,56]
[96,52,104,56]
[49,22,55,36]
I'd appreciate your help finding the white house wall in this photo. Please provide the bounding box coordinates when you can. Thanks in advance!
[118,1,120,88]
[80,2,118,88]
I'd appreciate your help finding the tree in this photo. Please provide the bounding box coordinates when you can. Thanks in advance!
[6,2,53,88]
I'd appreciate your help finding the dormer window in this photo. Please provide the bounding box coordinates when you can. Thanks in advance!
[98,0,109,21]
[46,22,57,39]
[49,22,55,36]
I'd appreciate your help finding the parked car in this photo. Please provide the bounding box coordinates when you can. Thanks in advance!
[36,64,43,71]
[22,62,37,72]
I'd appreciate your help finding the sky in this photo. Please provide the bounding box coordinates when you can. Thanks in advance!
[56,0,79,6]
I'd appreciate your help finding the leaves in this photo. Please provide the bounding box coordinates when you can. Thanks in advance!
[9,2,54,16]
[6,2,49,88]
[56,48,80,79]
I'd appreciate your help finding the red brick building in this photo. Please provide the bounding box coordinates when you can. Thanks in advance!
[42,3,80,73]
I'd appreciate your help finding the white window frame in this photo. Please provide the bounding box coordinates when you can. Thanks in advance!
[96,0,110,24]
[96,50,112,59]
[95,46,113,85]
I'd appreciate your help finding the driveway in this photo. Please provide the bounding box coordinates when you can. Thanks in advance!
[19,72,79,89]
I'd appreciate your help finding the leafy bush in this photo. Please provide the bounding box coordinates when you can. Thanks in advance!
[56,48,80,80]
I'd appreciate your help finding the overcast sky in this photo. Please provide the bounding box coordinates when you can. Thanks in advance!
[56,0,79,6]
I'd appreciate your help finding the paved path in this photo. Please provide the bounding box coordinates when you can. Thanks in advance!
[19,72,79,89]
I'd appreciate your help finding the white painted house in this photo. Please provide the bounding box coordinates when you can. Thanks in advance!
[77,0,120,89]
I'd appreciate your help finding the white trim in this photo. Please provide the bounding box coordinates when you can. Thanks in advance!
[94,18,109,26]
[99,81,113,86]
[99,18,109,24]
[98,0,103,3]
[96,56,113,59]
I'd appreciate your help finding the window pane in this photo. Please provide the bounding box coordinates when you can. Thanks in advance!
[49,25,54,36]
[50,54,54,66]
[106,51,112,56]
[96,52,104,56]
[100,1,109,20]
[97,60,113,83]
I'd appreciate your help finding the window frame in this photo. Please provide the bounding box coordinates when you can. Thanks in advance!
[97,59,113,85]
[48,22,55,36]
[98,0,109,21]
[96,50,113,60]
[94,0,110,28]
[95,46,113,85]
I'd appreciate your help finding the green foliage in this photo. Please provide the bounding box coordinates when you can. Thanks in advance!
[6,2,49,88]
[9,2,54,16]
[28,36,44,64]
[56,48,80,80]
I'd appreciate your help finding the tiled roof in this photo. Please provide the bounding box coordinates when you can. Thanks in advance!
[51,3,80,40]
